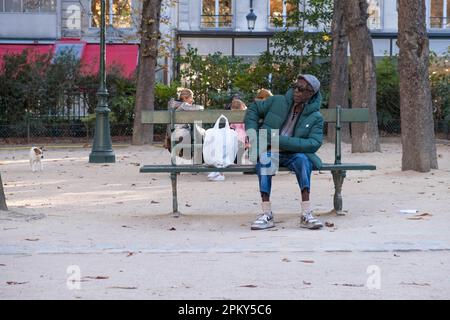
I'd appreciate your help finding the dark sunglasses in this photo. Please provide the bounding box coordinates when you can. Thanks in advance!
[293,84,313,93]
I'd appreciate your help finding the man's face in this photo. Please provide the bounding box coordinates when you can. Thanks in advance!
[293,78,314,105]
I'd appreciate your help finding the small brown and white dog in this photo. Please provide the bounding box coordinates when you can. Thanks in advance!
[30,146,44,172]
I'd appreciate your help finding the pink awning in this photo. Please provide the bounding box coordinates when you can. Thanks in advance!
[0,44,54,67]
[0,42,138,78]
[82,44,138,78]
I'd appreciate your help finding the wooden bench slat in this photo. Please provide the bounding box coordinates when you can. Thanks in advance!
[140,163,376,173]
[141,108,369,124]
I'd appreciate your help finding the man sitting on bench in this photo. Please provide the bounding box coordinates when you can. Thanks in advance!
[244,74,325,231]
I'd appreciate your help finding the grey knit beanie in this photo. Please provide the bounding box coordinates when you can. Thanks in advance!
[297,74,321,94]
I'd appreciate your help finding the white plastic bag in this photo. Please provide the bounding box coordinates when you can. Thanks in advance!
[203,115,238,168]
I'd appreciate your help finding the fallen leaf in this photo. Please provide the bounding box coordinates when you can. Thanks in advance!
[282,258,291,262]
[126,252,135,257]
[416,213,433,217]
[0,264,6,267]
[83,276,109,280]
[300,260,315,264]
[169,227,176,231]
[7,281,28,285]
[325,221,335,228]
[151,200,159,204]
[333,283,364,287]
[25,238,39,241]
[122,225,132,228]
[407,217,425,220]
[131,184,136,187]
[400,282,430,287]
[107,286,137,290]
[303,281,311,285]
[239,284,258,288]
[185,203,191,207]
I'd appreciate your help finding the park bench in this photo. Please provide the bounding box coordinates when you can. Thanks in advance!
[140,106,376,217]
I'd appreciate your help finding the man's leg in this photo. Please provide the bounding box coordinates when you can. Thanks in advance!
[251,152,278,230]
[282,153,323,230]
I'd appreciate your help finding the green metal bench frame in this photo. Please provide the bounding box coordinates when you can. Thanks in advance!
[140,106,376,216]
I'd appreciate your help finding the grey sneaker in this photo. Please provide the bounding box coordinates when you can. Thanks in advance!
[251,213,274,230]
[300,211,323,230]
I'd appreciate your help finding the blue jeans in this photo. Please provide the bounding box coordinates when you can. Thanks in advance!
[256,152,313,196]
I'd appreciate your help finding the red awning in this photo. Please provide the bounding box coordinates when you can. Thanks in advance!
[0,44,54,67]
[82,44,138,78]
[0,43,138,78]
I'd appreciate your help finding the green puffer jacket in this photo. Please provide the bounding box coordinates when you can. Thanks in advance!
[244,88,324,169]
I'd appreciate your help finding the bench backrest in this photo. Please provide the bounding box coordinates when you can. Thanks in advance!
[141,107,370,165]
[141,108,369,124]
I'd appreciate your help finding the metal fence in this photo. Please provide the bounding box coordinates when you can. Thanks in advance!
[1,119,449,145]
[378,120,450,139]
[0,122,133,144]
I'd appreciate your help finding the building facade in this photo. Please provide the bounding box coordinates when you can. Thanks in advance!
[0,0,140,79]
[0,0,449,82]
[175,0,449,59]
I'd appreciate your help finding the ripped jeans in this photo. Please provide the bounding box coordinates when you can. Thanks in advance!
[256,152,313,196]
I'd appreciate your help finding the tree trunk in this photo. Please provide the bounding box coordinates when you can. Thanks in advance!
[343,0,380,152]
[398,0,438,172]
[132,0,162,145]
[0,172,7,211]
[328,0,351,143]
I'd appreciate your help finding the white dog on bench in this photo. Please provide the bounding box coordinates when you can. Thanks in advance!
[29,146,44,172]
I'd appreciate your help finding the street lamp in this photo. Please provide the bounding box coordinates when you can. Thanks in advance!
[89,0,115,163]
[246,0,257,31]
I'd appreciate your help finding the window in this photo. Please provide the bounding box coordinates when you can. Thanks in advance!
[429,0,450,28]
[91,0,133,29]
[367,0,382,29]
[4,0,21,12]
[201,0,232,28]
[269,0,299,28]
[1,0,56,12]
[53,43,85,61]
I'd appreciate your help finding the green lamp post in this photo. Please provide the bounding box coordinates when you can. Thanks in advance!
[89,0,115,163]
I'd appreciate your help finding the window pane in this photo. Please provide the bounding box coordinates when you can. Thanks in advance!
[202,0,215,15]
[270,0,283,27]
[40,0,56,12]
[4,0,21,12]
[367,0,381,29]
[54,43,84,60]
[91,0,101,27]
[430,0,444,28]
[91,0,112,28]
[24,0,40,12]
[112,0,132,28]
[286,0,298,27]
[202,0,215,27]
[447,0,450,27]
[219,0,231,27]
[270,0,283,16]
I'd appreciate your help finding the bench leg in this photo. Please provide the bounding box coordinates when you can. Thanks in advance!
[170,172,180,217]
[332,170,346,215]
